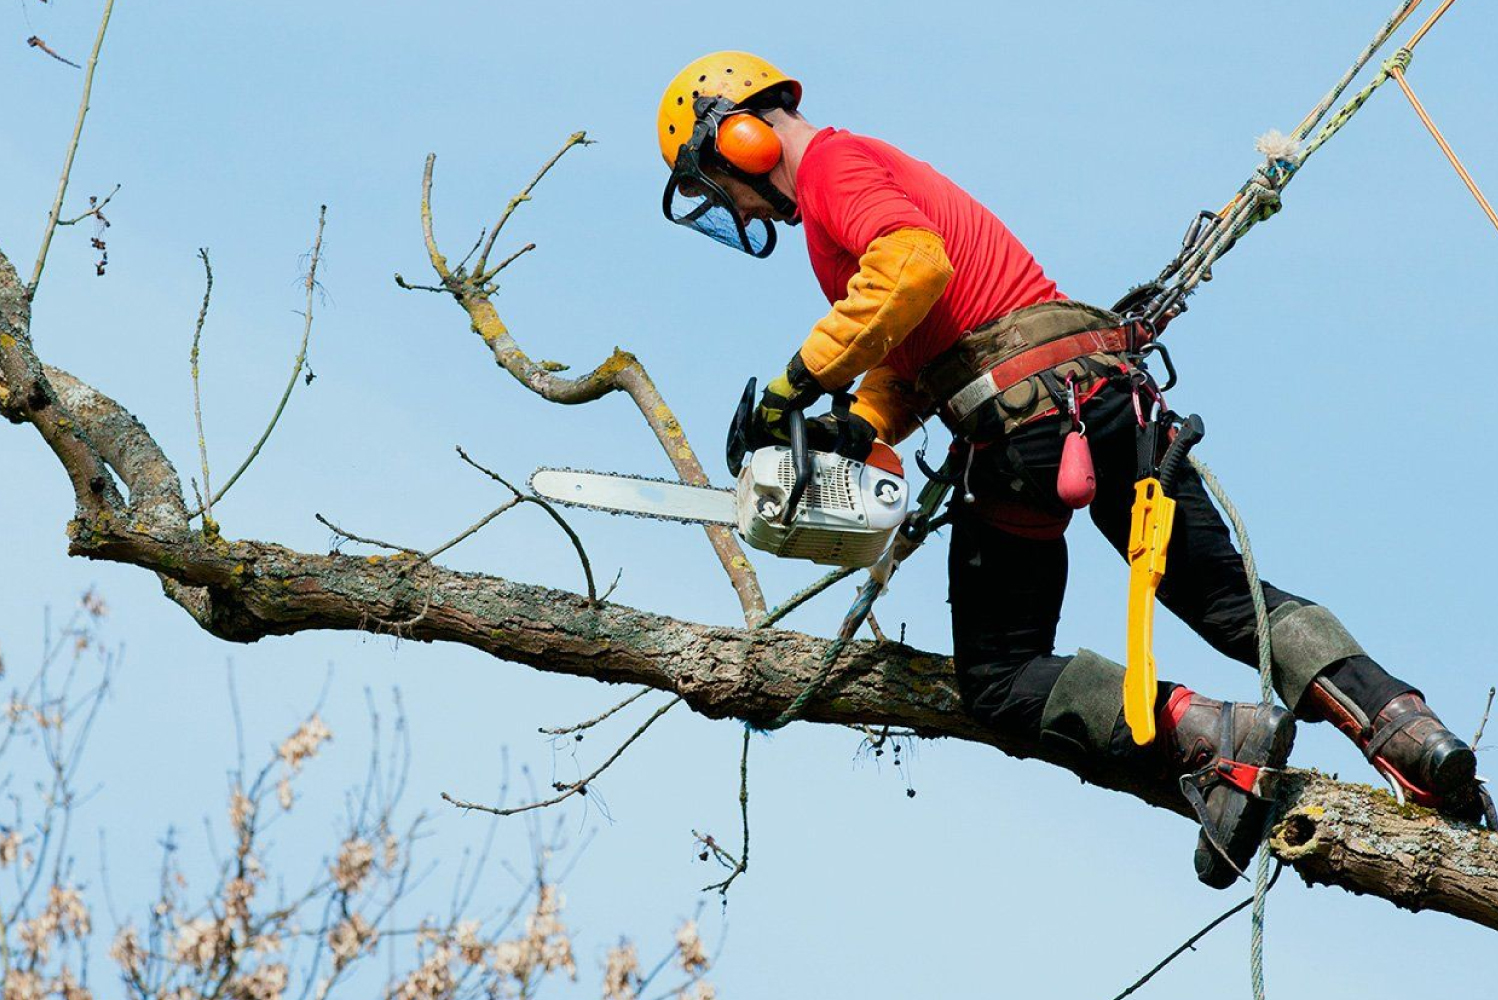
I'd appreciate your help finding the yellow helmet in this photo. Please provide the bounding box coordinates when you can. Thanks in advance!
[657,51,801,167]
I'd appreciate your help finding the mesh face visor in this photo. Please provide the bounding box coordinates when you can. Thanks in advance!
[661,119,777,258]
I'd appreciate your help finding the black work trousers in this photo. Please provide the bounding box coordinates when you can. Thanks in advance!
[947,381,1409,758]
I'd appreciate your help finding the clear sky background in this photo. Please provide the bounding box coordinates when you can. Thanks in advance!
[4,0,1497,996]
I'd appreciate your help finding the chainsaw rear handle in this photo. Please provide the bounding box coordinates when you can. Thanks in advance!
[1157,413,1205,493]
[782,407,812,526]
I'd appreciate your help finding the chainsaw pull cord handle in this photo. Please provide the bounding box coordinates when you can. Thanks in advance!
[782,407,812,526]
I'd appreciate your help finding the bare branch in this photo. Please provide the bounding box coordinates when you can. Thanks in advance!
[26,35,82,69]
[701,724,750,895]
[58,184,120,226]
[474,131,592,278]
[199,205,326,512]
[415,498,522,566]
[421,147,765,622]
[391,272,445,293]
[1476,686,1495,748]
[456,445,598,602]
[313,513,420,556]
[479,242,536,284]
[442,696,681,817]
[29,0,116,297]
[539,687,652,737]
[190,249,217,531]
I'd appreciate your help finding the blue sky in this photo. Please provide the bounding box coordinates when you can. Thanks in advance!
[4,0,1497,996]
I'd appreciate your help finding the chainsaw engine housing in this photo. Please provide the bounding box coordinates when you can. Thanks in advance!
[734,445,907,567]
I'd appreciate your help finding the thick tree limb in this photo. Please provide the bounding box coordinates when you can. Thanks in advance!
[3,252,1496,931]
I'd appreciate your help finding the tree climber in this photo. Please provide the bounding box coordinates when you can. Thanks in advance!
[656,51,1486,885]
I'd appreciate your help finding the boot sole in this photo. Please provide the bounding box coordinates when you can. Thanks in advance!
[1194,705,1296,889]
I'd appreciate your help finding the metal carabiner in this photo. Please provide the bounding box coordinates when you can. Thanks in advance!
[1138,341,1179,393]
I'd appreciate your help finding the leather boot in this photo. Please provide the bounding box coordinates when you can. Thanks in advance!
[1302,680,1477,811]
[1159,689,1295,889]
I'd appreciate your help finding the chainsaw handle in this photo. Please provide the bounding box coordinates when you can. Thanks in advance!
[782,408,812,526]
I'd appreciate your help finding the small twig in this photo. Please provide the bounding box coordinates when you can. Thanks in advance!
[28,0,115,297]
[702,724,751,895]
[599,568,623,603]
[26,35,81,68]
[455,445,598,602]
[442,697,680,816]
[1108,863,1284,1000]
[414,499,522,565]
[691,831,738,870]
[392,273,446,294]
[539,687,652,737]
[196,205,326,513]
[189,250,216,531]
[866,610,887,643]
[1475,687,1496,748]
[474,132,592,277]
[58,183,119,225]
[477,242,535,284]
[314,513,420,556]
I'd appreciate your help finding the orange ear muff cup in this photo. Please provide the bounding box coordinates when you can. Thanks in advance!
[716,115,782,174]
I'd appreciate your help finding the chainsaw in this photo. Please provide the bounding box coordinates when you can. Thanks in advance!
[529,380,910,569]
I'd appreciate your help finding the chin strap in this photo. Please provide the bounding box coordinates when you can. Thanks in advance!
[745,171,798,222]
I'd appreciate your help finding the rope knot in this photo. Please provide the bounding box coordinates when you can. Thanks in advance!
[1381,47,1413,76]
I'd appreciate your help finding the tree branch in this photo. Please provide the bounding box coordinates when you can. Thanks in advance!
[29,0,116,298]
[419,145,766,624]
[195,205,326,516]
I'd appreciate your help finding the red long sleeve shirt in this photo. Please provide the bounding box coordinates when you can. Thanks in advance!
[795,127,1064,383]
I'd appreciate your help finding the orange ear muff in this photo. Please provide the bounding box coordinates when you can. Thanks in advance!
[716,114,782,175]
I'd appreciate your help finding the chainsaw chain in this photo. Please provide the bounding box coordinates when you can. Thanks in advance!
[526,466,731,526]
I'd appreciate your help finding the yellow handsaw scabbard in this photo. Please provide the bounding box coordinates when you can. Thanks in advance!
[1125,477,1176,745]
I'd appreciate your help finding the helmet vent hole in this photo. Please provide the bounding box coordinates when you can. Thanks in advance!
[676,96,683,105]
[668,124,676,134]
[726,67,733,73]
[698,74,707,82]
[745,80,752,87]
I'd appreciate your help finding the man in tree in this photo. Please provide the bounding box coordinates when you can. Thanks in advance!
[657,51,1489,886]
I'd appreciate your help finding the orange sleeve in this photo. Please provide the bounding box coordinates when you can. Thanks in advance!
[799,226,953,390]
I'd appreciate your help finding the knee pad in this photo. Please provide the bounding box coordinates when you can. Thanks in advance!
[1039,649,1126,758]
[1268,602,1365,712]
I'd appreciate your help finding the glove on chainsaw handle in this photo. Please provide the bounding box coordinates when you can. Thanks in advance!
[782,408,812,526]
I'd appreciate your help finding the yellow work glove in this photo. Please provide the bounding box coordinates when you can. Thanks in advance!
[752,352,826,446]
[800,226,953,389]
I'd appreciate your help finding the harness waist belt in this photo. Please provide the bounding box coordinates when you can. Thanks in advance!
[944,325,1136,425]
